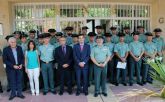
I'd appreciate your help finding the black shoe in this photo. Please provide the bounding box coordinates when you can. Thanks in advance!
[115,83,119,86]
[94,93,98,97]
[43,92,47,95]
[84,92,88,96]
[7,89,11,92]
[143,81,146,85]
[68,90,72,95]
[147,81,153,84]
[0,89,3,93]
[76,91,80,96]
[129,83,133,86]
[22,88,27,91]
[111,82,116,85]
[137,82,143,86]
[59,91,63,96]
[9,95,16,100]
[51,91,57,95]
[102,92,107,97]
[17,95,25,99]
[122,83,127,86]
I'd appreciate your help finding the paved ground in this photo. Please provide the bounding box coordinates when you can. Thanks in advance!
[0,83,165,102]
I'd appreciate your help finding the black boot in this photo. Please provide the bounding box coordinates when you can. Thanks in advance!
[0,81,3,93]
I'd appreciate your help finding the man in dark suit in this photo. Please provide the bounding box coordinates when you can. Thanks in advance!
[3,37,25,100]
[73,34,90,96]
[0,49,3,93]
[54,35,73,95]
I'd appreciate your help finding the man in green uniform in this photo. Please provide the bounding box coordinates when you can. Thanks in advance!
[28,29,38,45]
[91,36,110,97]
[65,27,73,45]
[88,32,97,86]
[104,33,115,84]
[54,32,63,48]
[81,26,89,43]
[48,29,57,45]
[142,32,157,84]
[20,33,28,54]
[95,26,103,36]
[39,33,56,95]
[137,26,146,43]
[123,26,133,44]
[129,31,144,86]
[110,27,119,44]
[153,28,165,62]
[37,34,44,48]
[70,34,78,48]
[13,31,22,45]
[114,33,129,86]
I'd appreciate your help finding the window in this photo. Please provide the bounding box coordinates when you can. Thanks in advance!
[13,3,151,33]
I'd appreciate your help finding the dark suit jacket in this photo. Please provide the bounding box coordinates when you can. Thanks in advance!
[73,43,90,69]
[54,45,73,70]
[2,46,24,70]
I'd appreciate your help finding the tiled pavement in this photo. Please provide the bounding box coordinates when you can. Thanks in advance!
[0,83,165,102]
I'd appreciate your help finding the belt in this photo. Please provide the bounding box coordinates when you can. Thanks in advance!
[98,62,104,64]
[41,60,53,64]
[135,56,140,58]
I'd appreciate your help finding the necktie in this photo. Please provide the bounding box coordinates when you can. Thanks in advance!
[62,46,66,55]
[80,45,83,51]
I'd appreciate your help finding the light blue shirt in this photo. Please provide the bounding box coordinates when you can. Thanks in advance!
[21,43,27,54]
[88,41,97,50]
[66,36,73,45]
[85,36,89,43]
[104,42,114,57]
[70,43,78,48]
[111,35,119,44]
[124,34,133,44]
[39,43,54,62]
[139,33,146,43]
[129,41,144,56]
[114,42,129,58]
[153,37,165,52]
[91,45,110,63]
[54,42,60,48]
[144,41,157,55]
[12,48,18,64]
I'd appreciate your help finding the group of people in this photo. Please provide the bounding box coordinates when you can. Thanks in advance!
[1,25,165,100]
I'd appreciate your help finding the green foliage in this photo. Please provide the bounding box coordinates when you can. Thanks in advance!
[145,60,165,98]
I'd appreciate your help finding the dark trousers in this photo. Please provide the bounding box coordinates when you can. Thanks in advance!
[59,69,72,92]
[94,65,107,94]
[76,68,88,93]
[22,67,28,89]
[129,57,142,84]
[0,81,2,90]
[54,63,60,87]
[5,68,10,90]
[107,58,115,83]
[89,60,94,84]
[8,69,23,96]
[41,62,55,92]
[116,59,127,84]
[142,64,153,83]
